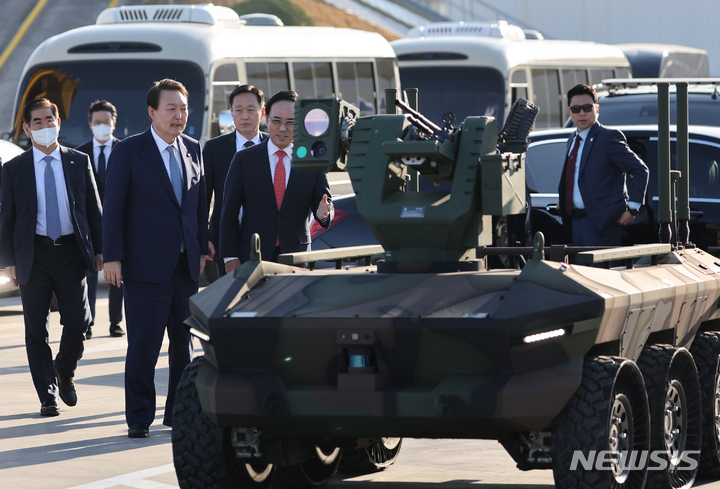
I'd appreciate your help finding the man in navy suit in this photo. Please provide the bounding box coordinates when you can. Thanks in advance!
[75,100,124,339]
[203,84,267,278]
[0,97,103,417]
[103,79,211,438]
[220,90,333,270]
[558,84,649,246]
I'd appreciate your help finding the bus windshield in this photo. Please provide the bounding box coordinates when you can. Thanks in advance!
[14,60,205,148]
[398,66,505,128]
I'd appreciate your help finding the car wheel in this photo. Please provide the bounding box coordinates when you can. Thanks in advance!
[172,356,274,488]
[689,331,720,478]
[551,356,650,489]
[638,345,701,488]
[272,444,341,488]
[339,438,402,473]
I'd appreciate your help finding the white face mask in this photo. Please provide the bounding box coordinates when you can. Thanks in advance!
[91,123,113,142]
[30,126,59,147]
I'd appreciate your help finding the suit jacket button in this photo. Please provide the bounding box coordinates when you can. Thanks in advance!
[178,232,182,237]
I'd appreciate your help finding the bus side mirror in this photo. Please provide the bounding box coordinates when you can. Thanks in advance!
[218,110,234,135]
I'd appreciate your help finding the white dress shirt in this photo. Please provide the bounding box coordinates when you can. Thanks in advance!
[235,131,263,153]
[150,125,183,183]
[33,146,74,237]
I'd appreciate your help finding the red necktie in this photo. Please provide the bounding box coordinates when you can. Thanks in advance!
[274,150,287,246]
[565,134,581,213]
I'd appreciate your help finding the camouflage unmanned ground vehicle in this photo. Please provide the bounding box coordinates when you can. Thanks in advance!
[172,85,720,489]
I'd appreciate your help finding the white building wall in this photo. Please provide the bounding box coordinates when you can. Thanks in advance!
[431,0,720,75]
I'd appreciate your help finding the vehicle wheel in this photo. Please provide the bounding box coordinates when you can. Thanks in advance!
[689,331,720,477]
[272,444,341,488]
[172,356,274,488]
[638,345,701,488]
[339,438,402,473]
[551,356,650,489]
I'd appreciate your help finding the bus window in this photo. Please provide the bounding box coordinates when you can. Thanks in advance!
[510,69,528,105]
[293,62,334,99]
[560,69,588,111]
[531,69,562,129]
[616,66,632,78]
[376,58,397,113]
[338,62,376,116]
[210,63,240,138]
[398,66,504,127]
[588,69,615,86]
[14,60,204,147]
[246,62,290,97]
[214,63,239,82]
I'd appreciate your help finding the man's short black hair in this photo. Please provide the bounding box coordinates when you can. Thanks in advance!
[567,84,598,105]
[88,100,117,122]
[23,98,58,124]
[146,78,189,110]
[265,90,299,115]
[229,84,264,108]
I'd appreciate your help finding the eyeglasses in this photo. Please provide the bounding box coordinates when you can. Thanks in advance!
[568,104,598,114]
[269,117,294,128]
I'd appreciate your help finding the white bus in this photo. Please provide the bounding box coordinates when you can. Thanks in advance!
[9,4,399,148]
[390,21,631,130]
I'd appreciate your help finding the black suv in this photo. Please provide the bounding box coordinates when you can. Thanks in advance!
[566,78,720,127]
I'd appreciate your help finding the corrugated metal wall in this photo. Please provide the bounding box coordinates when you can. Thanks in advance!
[431,0,719,75]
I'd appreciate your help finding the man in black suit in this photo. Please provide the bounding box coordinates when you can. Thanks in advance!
[203,84,268,278]
[103,79,211,438]
[220,90,333,270]
[0,98,103,417]
[558,84,648,246]
[75,100,124,339]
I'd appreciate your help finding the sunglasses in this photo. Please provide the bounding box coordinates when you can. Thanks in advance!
[568,104,598,114]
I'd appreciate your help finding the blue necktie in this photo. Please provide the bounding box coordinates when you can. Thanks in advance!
[43,155,61,241]
[168,146,183,206]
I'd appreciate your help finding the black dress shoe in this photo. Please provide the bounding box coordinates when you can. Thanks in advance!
[53,364,77,407]
[40,398,59,416]
[109,324,125,337]
[128,422,149,438]
[86,326,92,339]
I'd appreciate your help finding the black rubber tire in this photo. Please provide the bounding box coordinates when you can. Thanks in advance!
[272,446,341,488]
[551,356,650,489]
[689,331,720,478]
[638,345,701,489]
[338,438,402,473]
[172,356,274,489]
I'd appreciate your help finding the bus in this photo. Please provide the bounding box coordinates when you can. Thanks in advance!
[390,21,631,130]
[9,4,400,148]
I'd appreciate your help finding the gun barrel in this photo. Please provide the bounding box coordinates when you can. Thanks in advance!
[395,99,443,134]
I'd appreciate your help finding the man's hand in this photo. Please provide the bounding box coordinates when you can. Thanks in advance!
[5,266,17,287]
[208,241,216,259]
[94,253,103,271]
[104,261,122,287]
[200,254,207,276]
[317,194,333,221]
[617,210,635,226]
[225,258,241,274]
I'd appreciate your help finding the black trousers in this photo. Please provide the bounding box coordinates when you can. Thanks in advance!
[19,239,90,403]
[123,251,196,427]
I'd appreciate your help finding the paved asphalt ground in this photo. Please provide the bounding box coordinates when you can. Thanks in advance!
[2,287,720,488]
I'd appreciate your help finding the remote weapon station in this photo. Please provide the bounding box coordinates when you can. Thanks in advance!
[173,83,720,489]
